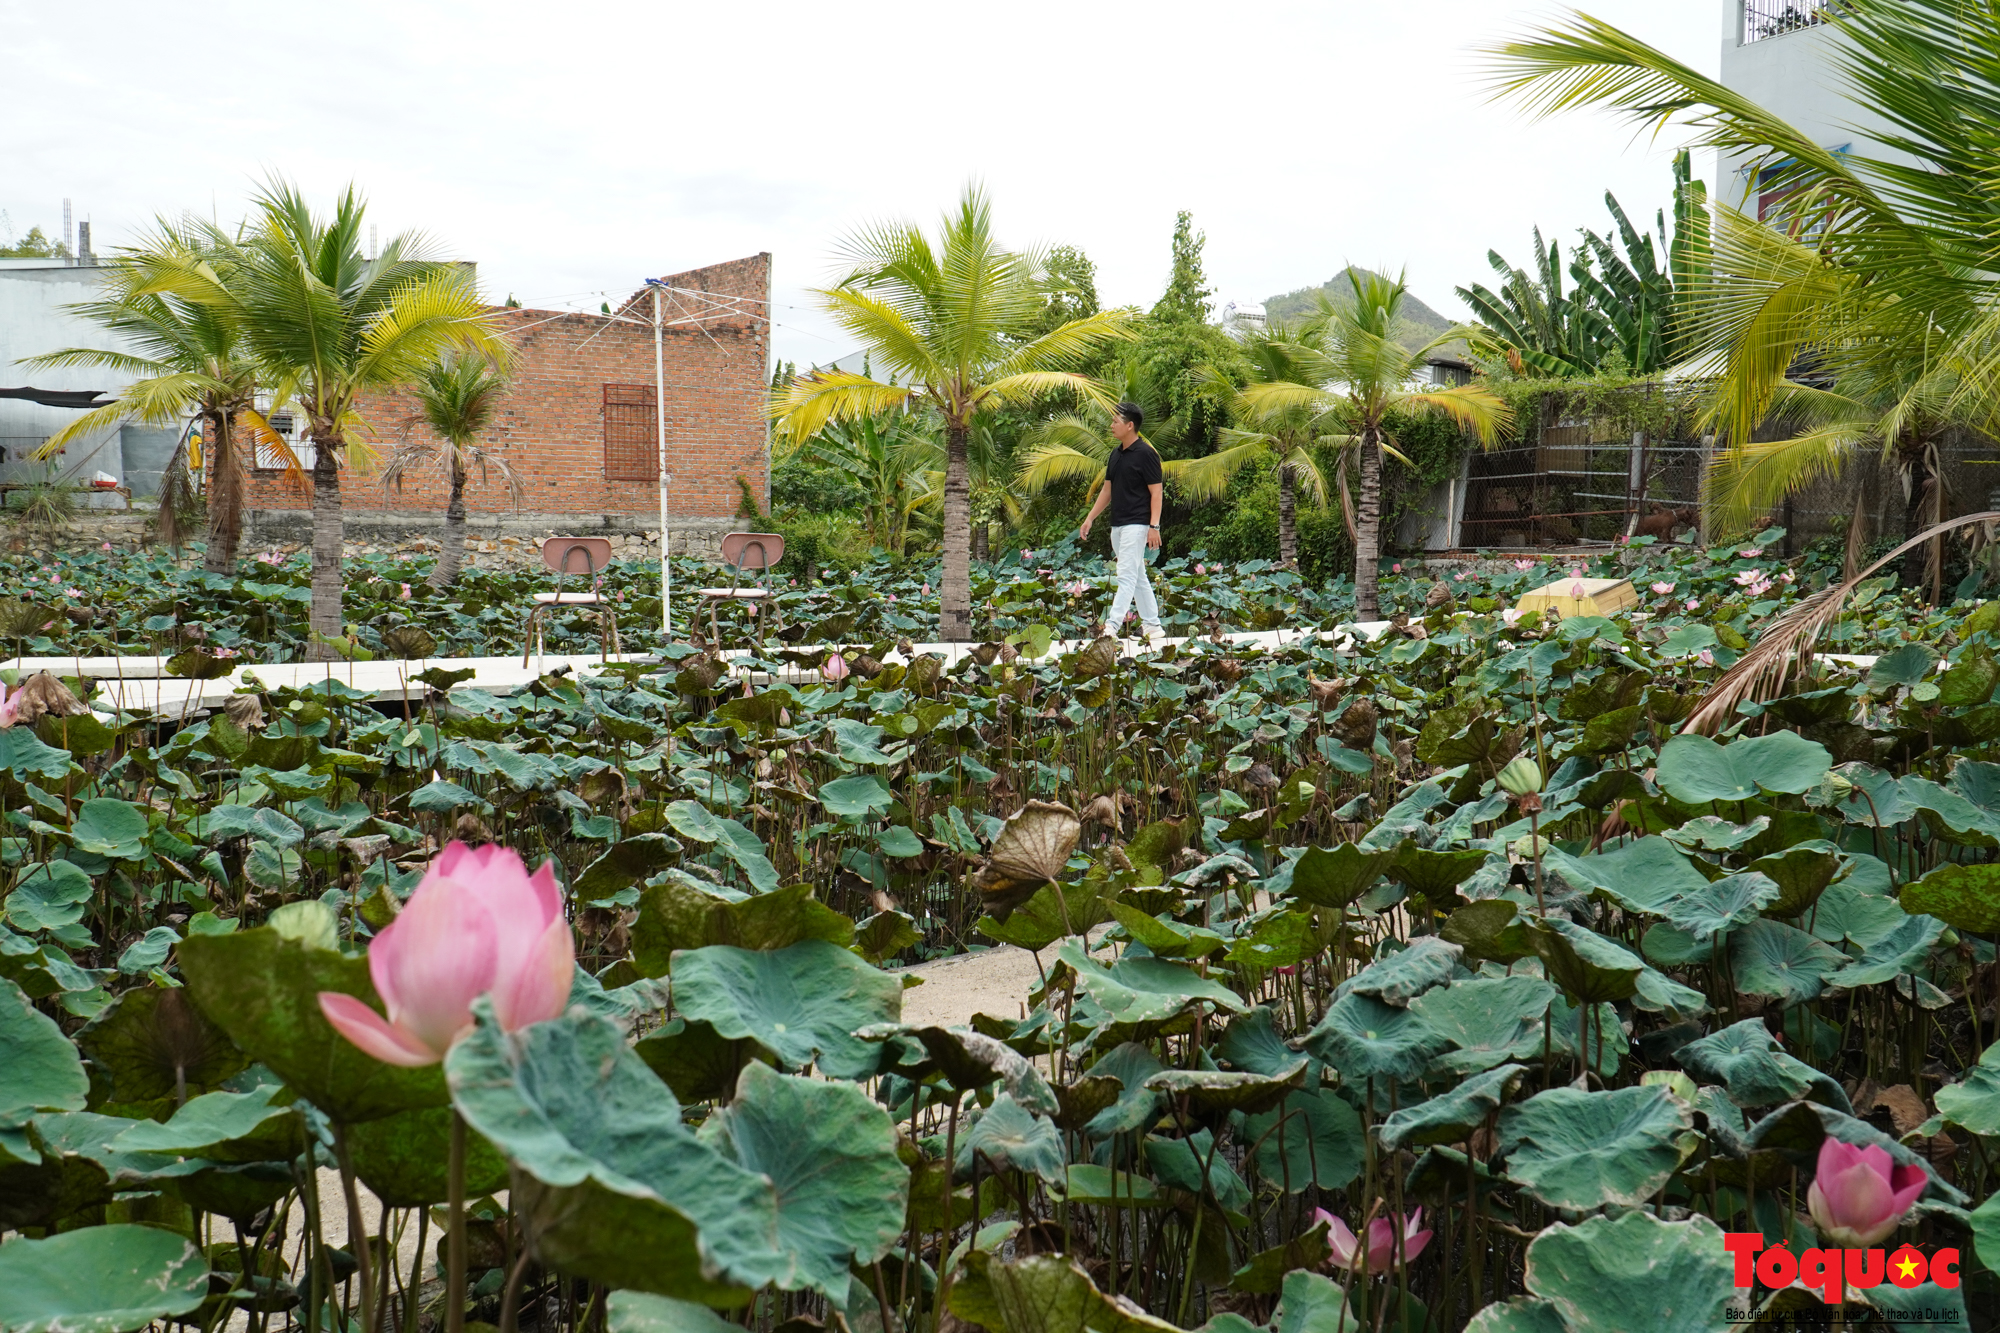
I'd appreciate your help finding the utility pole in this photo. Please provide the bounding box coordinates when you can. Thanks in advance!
[644,279,674,642]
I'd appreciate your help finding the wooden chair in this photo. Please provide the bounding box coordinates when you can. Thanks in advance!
[696,532,785,646]
[522,537,621,666]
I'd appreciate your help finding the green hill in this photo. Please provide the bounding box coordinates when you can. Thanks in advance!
[1262,268,1465,358]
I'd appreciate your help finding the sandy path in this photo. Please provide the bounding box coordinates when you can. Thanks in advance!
[893,929,1116,1029]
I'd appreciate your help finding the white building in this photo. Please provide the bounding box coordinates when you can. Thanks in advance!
[1716,1,1920,219]
[0,258,179,502]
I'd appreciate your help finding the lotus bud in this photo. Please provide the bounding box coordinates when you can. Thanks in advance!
[1497,756,1543,797]
[1509,833,1550,860]
[822,653,850,682]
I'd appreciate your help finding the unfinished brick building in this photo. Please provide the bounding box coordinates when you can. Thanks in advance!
[239,253,772,559]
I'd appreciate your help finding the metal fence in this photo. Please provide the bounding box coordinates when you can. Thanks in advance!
[1457,427,1706,549]
[1744,0,1847,43]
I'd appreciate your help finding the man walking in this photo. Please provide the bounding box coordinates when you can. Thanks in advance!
[1079,401,1165,640]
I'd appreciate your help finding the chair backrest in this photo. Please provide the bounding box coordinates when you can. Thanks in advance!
[720,532,785,573]
[541,537,613,578]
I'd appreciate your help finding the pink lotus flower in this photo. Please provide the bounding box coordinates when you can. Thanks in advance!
[1806,1139,1926,1247]
[64,588,82,598]
[400,583,412,600]
[1570,582,1586,599]
[1500,607,1523,626]
[1513,559,1535,572]
[922,582,931,596]
[1781,570,1795,584]
[1739,547,1763,559]
[0,683,22,731]
[101,542,112,552]
[318,843,573,1067]
[1195,563,1207,575]
[1698,648,1716,667]
[1391,563,1402,574]
[1315,1208,1431,1275]
[1651,581,1676,595]
[823,653,850,682]
[886,594,896,603]
[1453,572,1468,582]
[1685,598,1700,612]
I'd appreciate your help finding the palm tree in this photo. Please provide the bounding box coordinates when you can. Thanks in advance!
[24,217,288,572]
[225,180,504,651]
[772,186,1135,640]
[1313,270,1510,618]
[382,352,520,587]
[1175,323,1341,569]
[1485,3,2000,589]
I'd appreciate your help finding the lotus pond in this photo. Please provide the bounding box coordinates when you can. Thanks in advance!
[1,530,1998,1333]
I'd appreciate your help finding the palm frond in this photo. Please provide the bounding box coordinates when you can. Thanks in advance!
[1684,510,2000,733]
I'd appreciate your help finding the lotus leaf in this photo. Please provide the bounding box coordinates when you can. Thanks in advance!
[179,926,445,1123]
[446,1005,781,1302]
[347,1103,510,1206]
[1519,1211,1735,1333]
[110,1084,300,1162]
[1729,918,1846,1005]
[976,801,1084,918]
[1055,940,1249,1029]
[1241,1087,1365,1192]
[1304,992,1450,1084]
[1231,1220,1333,1295]
[1464,1299,1567,1333]
[978,881,1111,951]
[1108,901,1228,960]
[1556,836,1706,914]
[1660,871,1779,942]
[632,879,854,973]
[1145,1062,1306,1115]
[5,860,94,933]
[1655,731,1831,804]
[1934,1041,2000,1136]
[1675,1019,1850,1111]
[1146,1127,1249,1211]
[1335,936,1462,1006]
[1440,899,1537,964]
[606,1293,740,1333]
[1829,912,1945,989]
[0,976,88,1119]
[702,1062,907,1305]
[1379,1063,1528,1151]
[1900,861,2000,933]
[1497,1084,1693,1209]
[858,1024,1057,1111]
[0,1224,207,1333]
[665,801,780,893]
[69,798,149,860]
[1286,843,1399,910]
[671,939,901,1080]
[1080,1043,1167,1138]
[956,1092,1066,1183]
[1408,974,1554,1075]
[1528,918,1643,1005]
[73,986,246,1105]
[819,773,894,820]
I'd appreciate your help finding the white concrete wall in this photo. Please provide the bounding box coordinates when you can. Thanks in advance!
[0,262,133,504]
[1714,1,1921,213]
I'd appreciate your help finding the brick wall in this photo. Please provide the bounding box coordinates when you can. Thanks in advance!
[240,253,771,527]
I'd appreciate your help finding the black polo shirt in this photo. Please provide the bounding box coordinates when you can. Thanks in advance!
[1105,439,1163,526]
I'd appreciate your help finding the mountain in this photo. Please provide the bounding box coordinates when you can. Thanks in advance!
[1261,268,1466,359]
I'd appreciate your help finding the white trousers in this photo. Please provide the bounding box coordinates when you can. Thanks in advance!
[1105,524,1164,636]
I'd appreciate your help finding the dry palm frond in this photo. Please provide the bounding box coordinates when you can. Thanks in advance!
[1682,510,2000,735]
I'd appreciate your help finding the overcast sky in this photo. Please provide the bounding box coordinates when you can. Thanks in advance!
[5,0,1721,369]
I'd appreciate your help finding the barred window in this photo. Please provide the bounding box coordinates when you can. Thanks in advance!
[603,384,658,481]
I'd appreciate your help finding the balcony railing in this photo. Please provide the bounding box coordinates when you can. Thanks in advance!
[1745,0,1847,42]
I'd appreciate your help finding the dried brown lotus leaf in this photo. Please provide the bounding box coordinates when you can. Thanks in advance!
[975,800,1084,919]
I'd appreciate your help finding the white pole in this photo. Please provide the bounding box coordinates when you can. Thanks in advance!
[651,284,672,641]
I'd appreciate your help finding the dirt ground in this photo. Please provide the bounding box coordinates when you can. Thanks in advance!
[893,929,1116,1029]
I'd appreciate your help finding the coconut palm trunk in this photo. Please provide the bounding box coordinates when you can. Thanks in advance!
[309,439,345,654]
[434,454,468,588]
[1354,436,1385,619]
[941,421,974,640]
[1277,461,1299,569]
[203,409,243,574]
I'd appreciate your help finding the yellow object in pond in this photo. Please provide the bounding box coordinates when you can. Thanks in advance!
[1514,577,1638,619]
